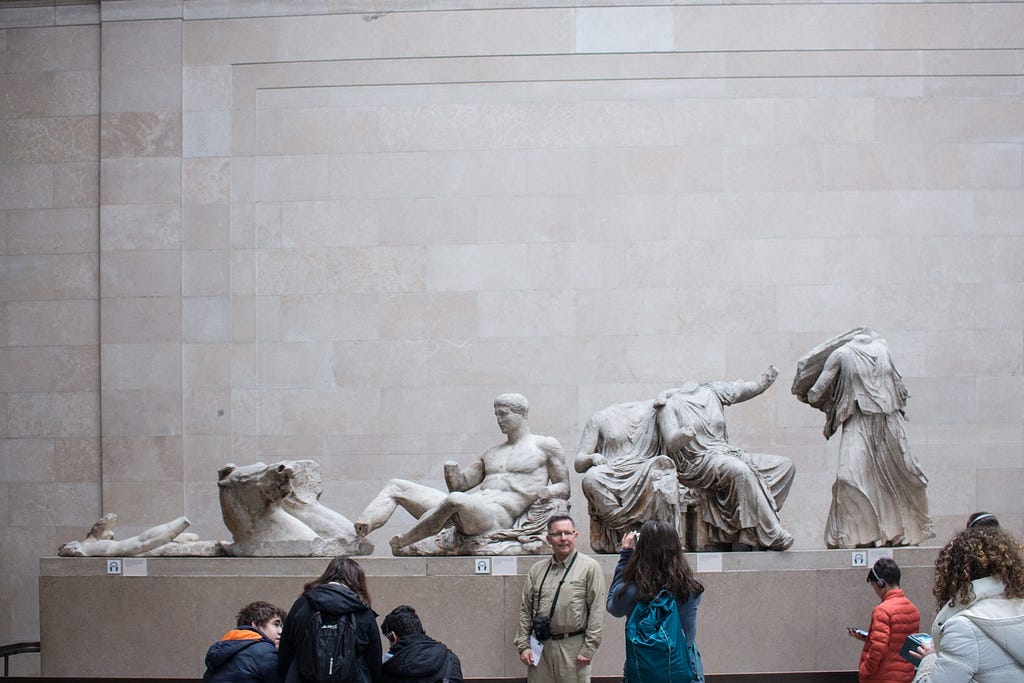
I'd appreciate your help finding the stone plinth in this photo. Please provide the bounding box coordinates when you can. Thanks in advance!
[40,548,941,677]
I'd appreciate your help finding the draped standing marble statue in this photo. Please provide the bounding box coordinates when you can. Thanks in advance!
[355,393,570,555]
[574,400,686,553]
[793,328,933,549]
[655,365,796,550]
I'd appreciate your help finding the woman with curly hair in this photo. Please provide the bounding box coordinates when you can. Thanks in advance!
[912,526,1024,682]
[607,519,705,682]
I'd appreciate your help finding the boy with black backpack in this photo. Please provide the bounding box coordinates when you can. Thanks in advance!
[278,556,382,683]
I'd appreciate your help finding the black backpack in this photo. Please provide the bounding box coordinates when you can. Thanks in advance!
[296,606,358,683]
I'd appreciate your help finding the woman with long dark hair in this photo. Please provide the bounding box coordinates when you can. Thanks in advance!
[607,519,704,682]
[278,556,382,683]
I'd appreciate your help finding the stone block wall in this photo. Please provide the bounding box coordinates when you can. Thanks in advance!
[2,0,1022,675]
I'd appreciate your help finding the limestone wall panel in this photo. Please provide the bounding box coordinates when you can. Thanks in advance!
[256,386,382,436]
[624,333,728,382]
[100,389,182,438]
[0,72,53,118]
[0,163,53,210]
[99,157,180,204]
[99,66,181,112]
[977,376,1024,424]
[181,295,231,343]
[925,329,1024,375]
[53,437,100,484]
[183,65,232,111]
[257,341,334,389]
[0,438,55,482]
[7,392,98,439]
[100,204,181,250]
[776,285,879,333]
[183,389,231,436]
[182,203,230,249]
[0,346,98,394]
[824,143,1022,191]
[100,435,183,483]
[100,249,180,297]
[99,296,180,343]
[6,300,97,346]
[182,249,229,296]
[53,161,98,208]
[183,343,232,389]
[0,253,97,301]
[7,24,97,72]
[101,18,181,68]
[100,343,181,392]
[101,111,181,158]
[330,340,434,387]
[257,293,379,341]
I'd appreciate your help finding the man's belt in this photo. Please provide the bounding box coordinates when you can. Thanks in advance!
[549,630,585,640]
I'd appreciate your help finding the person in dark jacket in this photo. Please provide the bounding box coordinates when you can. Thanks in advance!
[380,605,463,683]
[278,556,382,683]
[204,600,286,683]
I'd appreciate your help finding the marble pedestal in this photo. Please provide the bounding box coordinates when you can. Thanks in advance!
[39,548,940,677]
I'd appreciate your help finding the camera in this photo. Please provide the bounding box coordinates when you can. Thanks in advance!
[533,615,551,641]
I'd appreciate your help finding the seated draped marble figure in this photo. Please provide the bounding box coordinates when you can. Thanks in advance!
[792,327,934,549]
[654,365,796,551]
[355,393,570,556]
[574,400,688,553]
[218,459,372,556]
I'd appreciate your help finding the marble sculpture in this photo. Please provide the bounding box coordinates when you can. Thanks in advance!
[574,399,689,553]
[355,393,570,555]
[655,365,796,550]
[793,328,934,549]
[57,513,208,557]
[218,459,372,556]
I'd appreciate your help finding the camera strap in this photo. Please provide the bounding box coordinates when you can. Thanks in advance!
[536,551,578,619]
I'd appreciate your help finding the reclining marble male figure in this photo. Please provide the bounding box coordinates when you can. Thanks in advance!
[58,513,194,557]
[355,393,569,555]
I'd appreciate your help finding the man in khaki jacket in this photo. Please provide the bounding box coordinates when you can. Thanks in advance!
[515,515,606,683]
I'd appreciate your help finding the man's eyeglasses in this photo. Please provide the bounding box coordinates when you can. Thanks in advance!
[548,531,577,538]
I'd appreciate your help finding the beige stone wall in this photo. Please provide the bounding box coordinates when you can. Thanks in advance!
[0,2,101,675]
[2,0,1022,675]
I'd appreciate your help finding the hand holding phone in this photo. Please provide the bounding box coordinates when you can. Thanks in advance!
[847,627,868,640]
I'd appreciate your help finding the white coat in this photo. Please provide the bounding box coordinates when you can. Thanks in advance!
[914,576,1024,683]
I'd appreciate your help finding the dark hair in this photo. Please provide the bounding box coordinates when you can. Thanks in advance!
[867,558,900,587]
[302,556,372,606]
[236,600,286,627]
[933,526,1024,609]
[547,514,575,532]
[622,520,704,602]
[381,605,425,639]
[967,511,1000,529]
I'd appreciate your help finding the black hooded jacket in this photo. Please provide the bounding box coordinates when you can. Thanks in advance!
[278,583,382,683]
[381,634,463,683]
[203,626,281,683]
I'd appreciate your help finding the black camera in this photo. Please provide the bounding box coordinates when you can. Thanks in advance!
[533,615,551,642]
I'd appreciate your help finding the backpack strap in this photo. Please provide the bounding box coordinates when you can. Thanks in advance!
[441,650,454,683]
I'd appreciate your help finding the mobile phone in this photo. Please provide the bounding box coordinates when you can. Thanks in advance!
[847,627,868,638]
